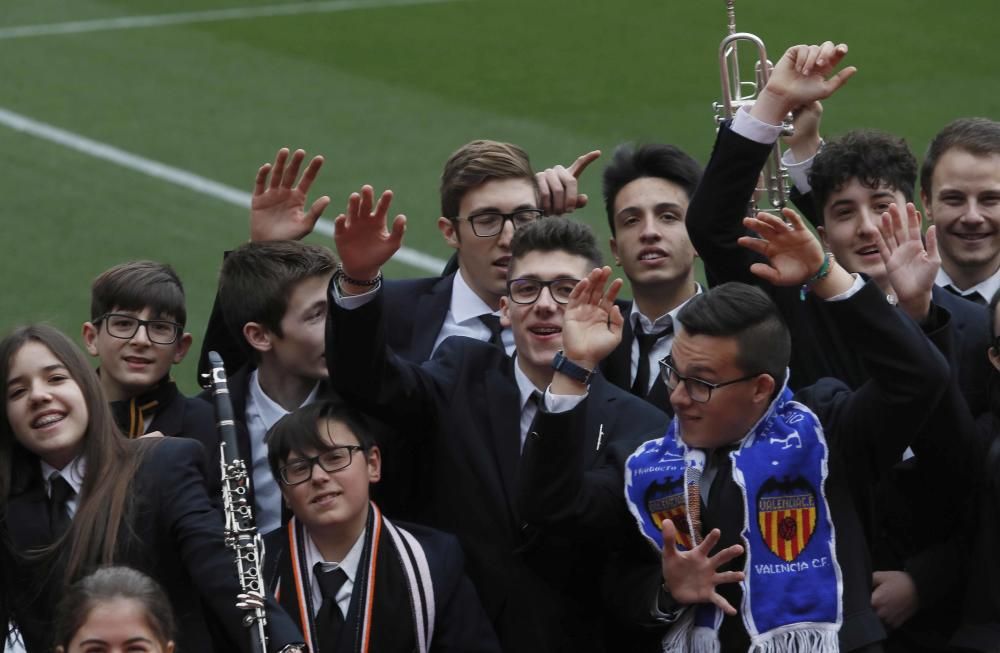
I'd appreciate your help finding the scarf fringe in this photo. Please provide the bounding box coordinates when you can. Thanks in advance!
[660,609,694,653]
[660,611,722,653]
[749,627,839,653]
[691,627,721,653]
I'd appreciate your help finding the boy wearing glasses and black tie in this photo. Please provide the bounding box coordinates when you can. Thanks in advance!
[326,191,667,652]
[81,261,217,455]
[262,399,498,653]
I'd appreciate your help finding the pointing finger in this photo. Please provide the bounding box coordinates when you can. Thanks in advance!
[569,150,601,178]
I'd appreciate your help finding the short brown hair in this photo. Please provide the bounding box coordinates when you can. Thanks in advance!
[90,261,187,326]
[440,140,538,219]
[921,118,1000,197]
[219,241,336,340]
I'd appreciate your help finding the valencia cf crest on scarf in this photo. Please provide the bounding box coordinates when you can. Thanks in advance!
[756,476,818,562]
[644,477,693,549]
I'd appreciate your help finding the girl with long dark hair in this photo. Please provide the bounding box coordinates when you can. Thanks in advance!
[0,324,304,652]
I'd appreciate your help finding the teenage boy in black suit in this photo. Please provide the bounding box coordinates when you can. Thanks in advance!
[596,144,703,411]
[518,193,951,651]
[326,189,667,652]
[206,239,337,535]
[263,399,499,653]
[921,117,1000,306]
[80,262,217,480]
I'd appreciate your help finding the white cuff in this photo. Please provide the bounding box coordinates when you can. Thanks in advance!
[824,273,865,302]
[781,146,820,193]
[731,106,782,145]
[543,388,587,413]
[331,280,380,309]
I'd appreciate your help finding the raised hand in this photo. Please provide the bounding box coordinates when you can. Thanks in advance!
[661,519,745,615]
[752,41,856,125]
[250,147,331,242]
[536,150,601,216]
[560,266,624,371]
[874,203,939,322]
[738,208,825,286]
[333,185,406,288]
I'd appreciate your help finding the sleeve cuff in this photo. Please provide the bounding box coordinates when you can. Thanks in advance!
[823,273,865,302]
[731,106,783,145]
[781,142,822,193]
[332,280,381,309]
[543,388,587,413]
[652,586,685,623]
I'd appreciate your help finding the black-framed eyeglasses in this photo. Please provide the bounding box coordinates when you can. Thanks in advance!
[658,355,760,403]
[506,277,580,305]
[278,446,366,485]
[96,313,182,345]
[456,209,544,237]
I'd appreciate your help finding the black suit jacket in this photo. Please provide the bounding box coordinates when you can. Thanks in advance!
[519,280,950,652]
[686,122,991,416]
[5,437,302,653]
[148,384,222,497]
[263,518,500,653]
[600,299,674,416]
[380,273,455,363]
[326,283,668,652]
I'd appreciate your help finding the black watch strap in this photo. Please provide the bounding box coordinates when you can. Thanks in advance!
[551,350,596,385]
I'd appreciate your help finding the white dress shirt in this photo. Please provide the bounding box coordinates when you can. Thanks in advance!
[246,370,320,534]
[935,266,1000,305]
[304,526,366,618]
[40,456,86,518]
[431,270,515,357]
[628,288,702,395]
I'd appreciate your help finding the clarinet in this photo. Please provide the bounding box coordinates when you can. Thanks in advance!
[207,351,269,652]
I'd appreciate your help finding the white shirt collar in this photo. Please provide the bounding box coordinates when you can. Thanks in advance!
[936,267,1000,304]
[40,456,86,497]
[629,284,703,331]
[513,355,545,410]
[248,369,320,427]
[451,269,500,325]
[304,524,367,614]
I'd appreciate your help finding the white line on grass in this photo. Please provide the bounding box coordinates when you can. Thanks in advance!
[0,106,447,273]
[0,0,466,40]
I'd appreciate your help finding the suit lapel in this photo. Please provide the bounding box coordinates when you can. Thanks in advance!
[148,384,183,437]
[581,378,616,469]
[646,376,674,416]
[601,300,634,389]
[411,274,455,361]
[485,360,523,519]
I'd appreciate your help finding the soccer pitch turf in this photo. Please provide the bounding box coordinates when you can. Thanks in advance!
[0,0,995,392]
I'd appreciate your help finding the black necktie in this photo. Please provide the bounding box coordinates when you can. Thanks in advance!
[48,474,75,538]
[631,318,674,396]
[708,449,733,504]
[314,563,349,651]
[478,314,504,348]
[944,284,987,306]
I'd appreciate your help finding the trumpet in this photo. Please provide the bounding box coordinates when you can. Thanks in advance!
[712,0,793,216]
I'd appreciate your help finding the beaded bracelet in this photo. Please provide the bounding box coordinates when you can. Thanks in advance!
[336,264,382,288]
[799,252,835,301]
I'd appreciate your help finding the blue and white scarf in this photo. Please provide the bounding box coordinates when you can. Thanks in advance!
[625,383,843,652]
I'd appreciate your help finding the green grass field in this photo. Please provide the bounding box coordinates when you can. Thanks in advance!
[1,0,996,392]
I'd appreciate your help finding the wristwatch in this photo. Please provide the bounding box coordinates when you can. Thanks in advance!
[551,350,596,385]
